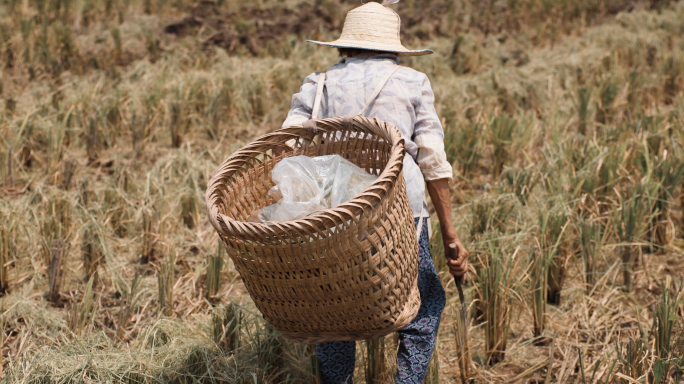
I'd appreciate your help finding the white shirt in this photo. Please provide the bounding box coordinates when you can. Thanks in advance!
[282,54,452,217]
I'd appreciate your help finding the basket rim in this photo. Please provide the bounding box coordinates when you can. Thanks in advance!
[205,116,406,235]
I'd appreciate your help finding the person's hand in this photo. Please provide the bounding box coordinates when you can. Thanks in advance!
[444,234,468,284]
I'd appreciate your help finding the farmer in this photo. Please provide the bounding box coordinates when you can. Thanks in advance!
[282,1,469,382]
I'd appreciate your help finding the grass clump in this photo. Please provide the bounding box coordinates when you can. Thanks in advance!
[212,303,241,354]
[67,275,97,335]
[538,204,568,305]
[530,250,548,339]
[445,120,482,177]
[501,165,539,206]
[489,115,516,179]
[651,277,683,382]
[615,184,651,292]
[0,218,14,296]
[158,251,176,316]
[578,218,602,292]
[616,337,648,383]
[475,239,517,366]
[452,301,471,384]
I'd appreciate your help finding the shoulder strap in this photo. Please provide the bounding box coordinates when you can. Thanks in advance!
[311,65,400,119]
[359,65,400,117]
[311,72,327,120]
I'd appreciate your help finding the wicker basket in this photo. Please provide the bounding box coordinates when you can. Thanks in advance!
[205,116,420,344]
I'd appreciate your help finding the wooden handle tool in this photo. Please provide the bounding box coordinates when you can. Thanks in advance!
[449,243,468,331]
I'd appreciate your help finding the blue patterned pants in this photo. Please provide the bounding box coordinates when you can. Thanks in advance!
[316,218,446,383]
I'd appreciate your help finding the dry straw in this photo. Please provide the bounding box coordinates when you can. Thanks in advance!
[206,115,420,343]
[307,2,432,56]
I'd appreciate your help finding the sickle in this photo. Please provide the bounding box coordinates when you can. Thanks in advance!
[448,243,468,329]
[449,243,469,383]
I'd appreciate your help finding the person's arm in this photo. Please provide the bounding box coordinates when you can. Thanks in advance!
[412,73,468,280]
[426,179,469,281]
[281,72,319,128]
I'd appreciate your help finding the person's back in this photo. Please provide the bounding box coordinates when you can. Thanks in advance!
[283,53,451,218]
[281,2,469,383]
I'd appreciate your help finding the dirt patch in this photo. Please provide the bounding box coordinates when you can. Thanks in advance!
[164,1,344,56]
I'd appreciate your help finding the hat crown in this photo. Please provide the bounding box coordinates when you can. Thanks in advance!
[305,1,433,56]
[339,2,401,45]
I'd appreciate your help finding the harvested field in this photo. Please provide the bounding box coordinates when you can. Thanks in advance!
[1,0,684,382]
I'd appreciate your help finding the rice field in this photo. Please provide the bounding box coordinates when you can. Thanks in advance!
[1,0,684,382]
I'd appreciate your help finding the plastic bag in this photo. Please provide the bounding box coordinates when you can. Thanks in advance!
[248,155,377,222]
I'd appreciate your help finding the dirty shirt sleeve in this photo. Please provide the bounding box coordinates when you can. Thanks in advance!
[412,74,453,181]
[281,72,319,128]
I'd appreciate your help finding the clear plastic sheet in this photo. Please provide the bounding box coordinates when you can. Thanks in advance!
[248,155,378,222]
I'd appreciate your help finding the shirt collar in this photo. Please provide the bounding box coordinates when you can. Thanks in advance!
[339,53,401,65]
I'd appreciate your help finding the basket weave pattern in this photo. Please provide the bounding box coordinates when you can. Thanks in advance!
[205,116,420,343]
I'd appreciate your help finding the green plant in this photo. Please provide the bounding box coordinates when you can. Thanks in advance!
[616,337,648,383]
[615,185,650,292]
[539,205,567,305]
[578,348,617,384]
[470,194,517,237]
[650,152,684,247]
[140,206,156,264]
[530,250,548,338]
[596,146,621,198]
[501,165,539,205]
[3,148,13,188]
[595,75,620,125]
[662,55,683,105]
[452,301,471,384]
[652,277,682,384]
[104,188,128,237]
[169,101,182,148]
[627,70,644,114]
[86,117,98,164]
[81,223,101,283]
[67,275,97,335]
[489,114,517,178]
[578,219,602,292]
[117,273,143,340]
[206,246,224,299]
[476,239,515,366]
[566,137,601,198]
[0,220,14,296]
[40,198,72,256]
[59,158,76,190]
[575,86,592,135]
[48,238,68,304]
[261,323,285,378]
[212,303,241,353]
[445,120,482,176]
[181,192,198,229]
[39,197,72,304]
[111,27,122,64]
[130,112,149,158]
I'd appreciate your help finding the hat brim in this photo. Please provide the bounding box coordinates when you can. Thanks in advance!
[306,39,433,57]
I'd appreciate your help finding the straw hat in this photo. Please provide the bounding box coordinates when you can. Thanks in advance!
[307,1,432,56]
